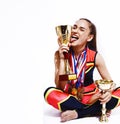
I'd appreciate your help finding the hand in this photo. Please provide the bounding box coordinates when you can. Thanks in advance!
[58,37,70,59]
[99,91,112,104]
[88,91,101,104]
[57,36,72,59]
[109,82,116,92]
[58,44,70,59]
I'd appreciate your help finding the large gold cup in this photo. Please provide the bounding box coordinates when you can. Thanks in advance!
[95,79,113,122]
[56,25,71,46]
[55,25,77,81]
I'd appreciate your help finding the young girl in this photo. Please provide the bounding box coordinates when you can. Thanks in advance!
[44,18,120,122]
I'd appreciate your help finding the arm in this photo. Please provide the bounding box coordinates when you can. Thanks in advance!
[54,51,67,89]
[96,53,116,90]
[54,51,60,87]
[88,53,115,104]
[95,53,112,80]
[95,53,114,104]
[54,44,70,90]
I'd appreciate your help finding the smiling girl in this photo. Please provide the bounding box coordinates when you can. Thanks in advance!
[44,18,120,122]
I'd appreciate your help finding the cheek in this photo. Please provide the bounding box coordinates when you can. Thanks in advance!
[82,34,90,40]
[80,35,87,41]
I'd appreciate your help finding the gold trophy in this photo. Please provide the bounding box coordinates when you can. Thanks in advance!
[95,79,113,122]
[55,25,77,81]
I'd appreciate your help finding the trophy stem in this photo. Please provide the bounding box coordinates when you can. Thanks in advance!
[65,59,69,74]
[100,103,108,122]
[102,103,106,114]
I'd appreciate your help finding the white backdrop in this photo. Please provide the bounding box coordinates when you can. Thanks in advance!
[0,0,120,124]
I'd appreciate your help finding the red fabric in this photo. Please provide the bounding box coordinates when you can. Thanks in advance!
[112,88,120,106]
[46,88,69,110]
[81,83,99,104]
[86,48,96,62]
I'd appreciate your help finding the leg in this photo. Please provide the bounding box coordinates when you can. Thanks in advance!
[76,100,102,118]
[101,89,120,118]
[44,87,102,118]
[112,87,120,106]
[44,87,85,111]
[106,97,119,110]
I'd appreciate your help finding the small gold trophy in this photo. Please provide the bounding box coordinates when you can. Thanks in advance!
[95,79,113,122]
[55,25,77,81]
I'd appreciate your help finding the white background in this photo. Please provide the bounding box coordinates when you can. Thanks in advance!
[0,0,120,124]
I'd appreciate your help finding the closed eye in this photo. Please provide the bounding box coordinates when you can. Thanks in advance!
[72,24,77,29]
[79,27,86,31]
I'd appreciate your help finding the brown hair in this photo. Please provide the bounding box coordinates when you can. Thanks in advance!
[80,18,97,51]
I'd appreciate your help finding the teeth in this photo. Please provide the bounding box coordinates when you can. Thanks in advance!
[72,36,76,38]
[72,36,78,40]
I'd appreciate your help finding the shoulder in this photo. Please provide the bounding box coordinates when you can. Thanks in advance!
[95,53,105,67]
[86,47,97,62]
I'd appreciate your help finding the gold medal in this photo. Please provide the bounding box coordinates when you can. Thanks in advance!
[71,88,77,95]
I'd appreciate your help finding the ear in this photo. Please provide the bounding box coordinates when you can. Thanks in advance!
[87,34,94,42]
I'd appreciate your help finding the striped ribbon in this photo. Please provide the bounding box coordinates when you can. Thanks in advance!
[74,50,86,88]
[64,48,87,92]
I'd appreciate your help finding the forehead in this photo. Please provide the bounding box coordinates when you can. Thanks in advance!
[75,19,90,29]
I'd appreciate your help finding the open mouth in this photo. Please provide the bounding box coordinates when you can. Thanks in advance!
[70,34,79,42]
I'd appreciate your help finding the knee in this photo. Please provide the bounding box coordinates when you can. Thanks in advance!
[44,87,55,99]
[106,97,119,110]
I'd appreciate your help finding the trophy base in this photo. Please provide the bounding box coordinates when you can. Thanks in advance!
[99,114,108,122]
[59,74,77,81]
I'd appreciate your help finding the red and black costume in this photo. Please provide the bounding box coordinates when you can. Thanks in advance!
[44,47,120,118]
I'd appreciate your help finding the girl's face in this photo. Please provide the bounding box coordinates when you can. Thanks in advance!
[70,19,93,47]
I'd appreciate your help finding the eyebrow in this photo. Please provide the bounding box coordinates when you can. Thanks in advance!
[80,26,86,30]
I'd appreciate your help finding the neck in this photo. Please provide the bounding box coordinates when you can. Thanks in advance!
[72,45,86,58]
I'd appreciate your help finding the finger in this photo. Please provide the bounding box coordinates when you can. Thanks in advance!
[100,91,110,98]
[61,48,69,53]
[100,97,110,104]
[59,46,69,52]
[60,45,69,51]
[110,83,116,91]
[99,92,111,103]
[100,95,111,104]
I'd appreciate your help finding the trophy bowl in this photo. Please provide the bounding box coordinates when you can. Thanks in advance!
[95,79,113,122]
[55,25,72,45]
[96,79,113,91]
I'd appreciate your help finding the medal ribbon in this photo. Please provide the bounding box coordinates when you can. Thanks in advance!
[70,48,87,88]
[64,48,87,92]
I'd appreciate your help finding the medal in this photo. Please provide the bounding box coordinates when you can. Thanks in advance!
[71,88,77,95]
